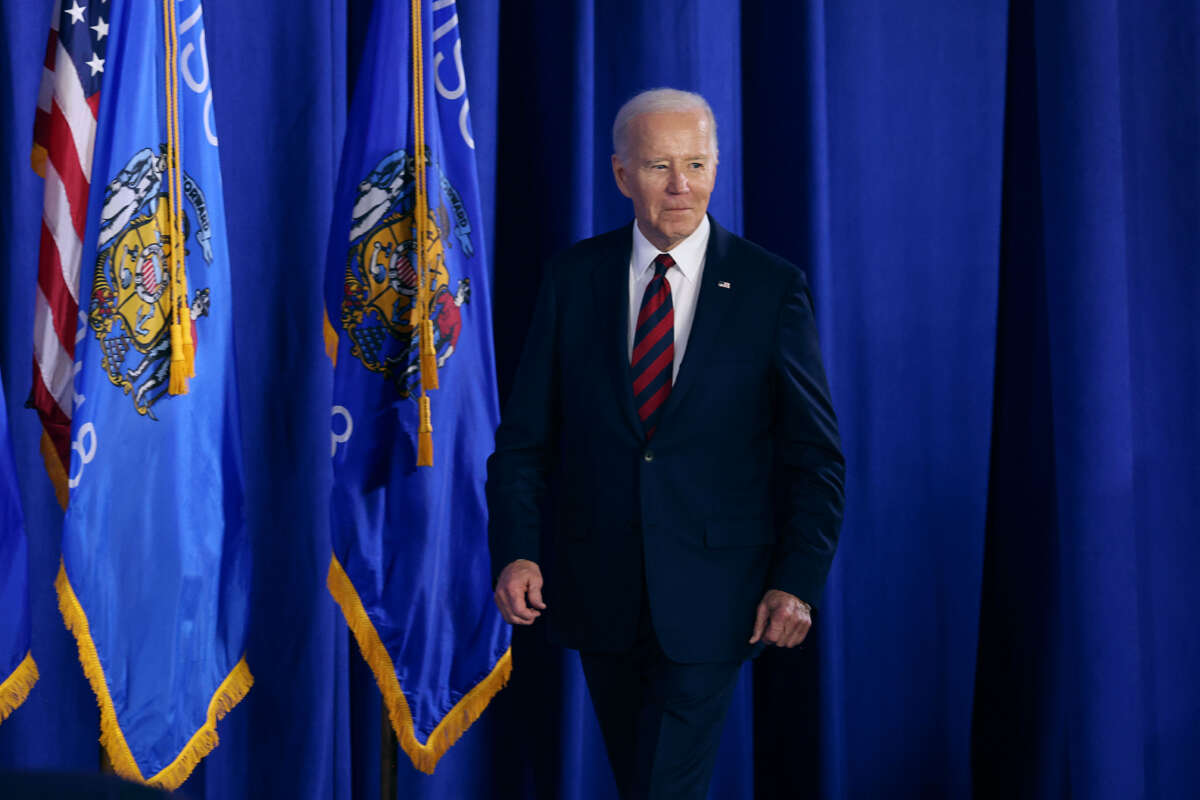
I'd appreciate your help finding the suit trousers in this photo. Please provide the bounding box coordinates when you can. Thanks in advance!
[578,587,743,800]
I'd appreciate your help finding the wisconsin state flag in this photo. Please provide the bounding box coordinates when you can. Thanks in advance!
[324,0,511,774]
[34,1,249,788]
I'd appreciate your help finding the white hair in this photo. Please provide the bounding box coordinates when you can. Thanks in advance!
[612,88,718,163]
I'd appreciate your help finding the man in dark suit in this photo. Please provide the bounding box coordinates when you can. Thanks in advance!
[487,88,845,799]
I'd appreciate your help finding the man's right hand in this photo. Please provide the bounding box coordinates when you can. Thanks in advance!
[494,559,547,625]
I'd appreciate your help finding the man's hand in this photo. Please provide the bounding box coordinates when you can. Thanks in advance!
[494,559,547,625]
[749,589,812,648]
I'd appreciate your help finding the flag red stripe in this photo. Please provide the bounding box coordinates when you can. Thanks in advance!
[45,100,91,239]
[33,109,52,154]
[30,362,73,470]
[43,30,57,70]
[32,18,98,482]
[37,223,80,356]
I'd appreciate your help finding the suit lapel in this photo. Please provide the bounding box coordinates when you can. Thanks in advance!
[658,217,737,423]
[590,224,642,436]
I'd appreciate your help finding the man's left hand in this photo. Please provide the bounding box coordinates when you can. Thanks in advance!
[749,589,812,648]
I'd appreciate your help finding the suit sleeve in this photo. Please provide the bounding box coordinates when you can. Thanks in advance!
[768,266,846,608]
[486,262,560,583]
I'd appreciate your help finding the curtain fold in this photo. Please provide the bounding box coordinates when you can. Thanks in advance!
[975,1,1200,798]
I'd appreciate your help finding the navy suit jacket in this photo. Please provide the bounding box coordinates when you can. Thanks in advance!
[487,218,845,663]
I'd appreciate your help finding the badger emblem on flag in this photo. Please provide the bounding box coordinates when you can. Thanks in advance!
[88,147,214,419]
[341,147,473,397]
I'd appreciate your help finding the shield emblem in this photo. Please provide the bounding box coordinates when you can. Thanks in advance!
[86,150,215,420]
[110,205,173,354]
[344,206,449,394]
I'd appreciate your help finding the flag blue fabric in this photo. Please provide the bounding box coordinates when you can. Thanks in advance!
[54,0,249,788]
[325,0,510,774]
[0,368,37,724]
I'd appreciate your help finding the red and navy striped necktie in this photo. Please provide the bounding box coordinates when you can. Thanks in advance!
[632,253,675,438]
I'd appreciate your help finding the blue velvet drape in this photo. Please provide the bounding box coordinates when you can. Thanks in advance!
[2,1,1196,798]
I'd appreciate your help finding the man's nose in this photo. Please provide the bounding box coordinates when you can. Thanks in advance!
[667,170,689,193]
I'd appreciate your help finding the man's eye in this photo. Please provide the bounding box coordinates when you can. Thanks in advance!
[690,163,705,170]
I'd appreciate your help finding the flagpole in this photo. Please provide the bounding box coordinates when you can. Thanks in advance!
[381,714,398,800]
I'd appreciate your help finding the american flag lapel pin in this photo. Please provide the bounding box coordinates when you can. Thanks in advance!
[717,280,731,289]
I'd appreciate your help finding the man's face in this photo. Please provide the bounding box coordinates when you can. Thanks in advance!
[612,110,717,252]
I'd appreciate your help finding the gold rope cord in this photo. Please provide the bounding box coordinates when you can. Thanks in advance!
[163,0,193,394]
[412,0,435,466]
[171,0,194,380]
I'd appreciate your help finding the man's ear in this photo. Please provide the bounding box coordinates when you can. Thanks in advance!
[611,154,633,199]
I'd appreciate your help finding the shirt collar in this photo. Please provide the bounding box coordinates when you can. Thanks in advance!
[630,215,711,285]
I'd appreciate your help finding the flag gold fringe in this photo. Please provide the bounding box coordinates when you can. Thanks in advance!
[31,143,48,178]
[0,652,39,722]
[323,310,339,366]
[39,429,69,510]
[55,561,253,790]
[327,554,512,774]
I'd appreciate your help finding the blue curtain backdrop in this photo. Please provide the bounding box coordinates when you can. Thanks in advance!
[1,1,1197,799]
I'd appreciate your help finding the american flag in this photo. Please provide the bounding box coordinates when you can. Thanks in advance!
[30,0,109,506]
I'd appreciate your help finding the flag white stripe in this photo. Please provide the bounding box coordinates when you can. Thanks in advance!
[38,67,54,113]
[42,160,82,305]
[53,41,96,175]
[33,284,75,416]
[36,0,62,115]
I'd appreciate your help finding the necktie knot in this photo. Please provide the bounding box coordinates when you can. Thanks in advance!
[653,253,675,277]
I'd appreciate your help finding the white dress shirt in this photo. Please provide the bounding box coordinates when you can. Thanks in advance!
[627,216,710,379]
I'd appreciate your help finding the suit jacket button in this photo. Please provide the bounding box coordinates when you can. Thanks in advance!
[643,449,654,462]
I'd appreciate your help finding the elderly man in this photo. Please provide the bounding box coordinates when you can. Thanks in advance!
[487,88,845,799]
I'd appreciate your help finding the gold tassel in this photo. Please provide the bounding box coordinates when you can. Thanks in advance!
[168,318,189,395]
[184,339,196,379]
[420,318,439,390]
[179,271,195,379]
[417,395,433,466]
